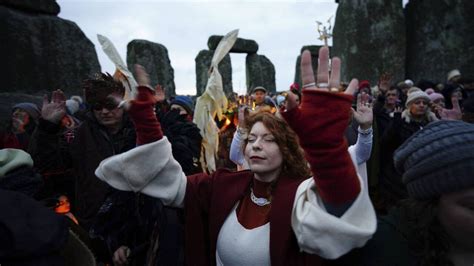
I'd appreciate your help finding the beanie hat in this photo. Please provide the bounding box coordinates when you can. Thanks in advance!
[290,83,300,91]
[404,79,414,87]
[425,88,444,103]
[405,87,430,107]
[170,96,194,115]
[0,149,34,177]
[394,120,474,199]
[358,80,370,89]
[66,99,80,115]
[447,69,461,81]
[12,103,40,121]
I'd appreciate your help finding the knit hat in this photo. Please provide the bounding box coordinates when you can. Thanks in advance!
[251,86,267,94]
[12,103,41,121]
[66,99,80,115]
[358,80,370,89]
[405,87,430,107]
[170,95,194,115]
[394,120,474,199]
[0,149,34,177]
[404,79,414,87]
[425,88,444,103]
[447,69,461,82]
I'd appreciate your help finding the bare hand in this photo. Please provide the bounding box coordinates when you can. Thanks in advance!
[42,90,67,124]
[394,106,403,114]
[113,246,130,266]
[439,96,462,120]
[287,47,358,111]
[154,84,165,102]
[352,92,373,129]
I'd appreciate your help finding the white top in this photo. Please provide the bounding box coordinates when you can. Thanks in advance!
[216,204,270,266]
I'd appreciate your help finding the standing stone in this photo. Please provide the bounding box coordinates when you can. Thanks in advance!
[294,46,326,88]
[195,50,233,96]
[0,5,101,95]
[332,0,406,84]
[246,54,276,94]
[405,0,474,82]
[208,36,259,54]
[1,0,60,15]
[127,40,176,97]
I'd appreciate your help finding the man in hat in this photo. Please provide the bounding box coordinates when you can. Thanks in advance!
[251,86,268,110]
[170,95,194,121]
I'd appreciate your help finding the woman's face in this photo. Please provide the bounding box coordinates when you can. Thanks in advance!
[409,99,428,117]
[438,187,474,250]
[11,108,30,133]
[244,122,283,180]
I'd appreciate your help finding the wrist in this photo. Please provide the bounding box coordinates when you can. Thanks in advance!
[359,123,372,130]
[358,126,373,135]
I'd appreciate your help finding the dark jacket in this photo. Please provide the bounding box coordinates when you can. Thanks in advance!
[0,189,69,266]
[379,112,433,207]
[29,113,136,230]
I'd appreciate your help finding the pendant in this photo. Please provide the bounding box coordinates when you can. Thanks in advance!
[250,188,271,206]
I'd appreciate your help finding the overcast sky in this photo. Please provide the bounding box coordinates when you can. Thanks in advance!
[57,0,407,95]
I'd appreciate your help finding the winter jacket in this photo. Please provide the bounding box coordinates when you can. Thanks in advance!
[28,113,136,230]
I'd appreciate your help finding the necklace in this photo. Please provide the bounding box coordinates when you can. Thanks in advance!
[250,188,271,206]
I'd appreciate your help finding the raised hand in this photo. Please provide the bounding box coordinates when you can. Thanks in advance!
[286,47,358,110]
[154,84,165,103]
[42,89,67,124]
[352,93,373,129]
[439,96,462,120]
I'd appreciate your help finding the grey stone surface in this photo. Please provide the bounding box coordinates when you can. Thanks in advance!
[332,0,406,84]
[208,35,258,54]
[405,0,474,82]
[294,45,327,88]
[195,50,233,96]
[0,6,101,96]
[246,54,276,94]
[127,40,176,97]
[0,0,60,15]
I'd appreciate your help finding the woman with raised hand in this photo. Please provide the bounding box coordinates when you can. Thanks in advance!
[95,47,376,266]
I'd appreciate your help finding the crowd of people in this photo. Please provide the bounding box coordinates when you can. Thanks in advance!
[0,46,473,266]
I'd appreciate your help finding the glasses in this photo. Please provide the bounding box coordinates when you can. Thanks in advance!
[92,101,119,111]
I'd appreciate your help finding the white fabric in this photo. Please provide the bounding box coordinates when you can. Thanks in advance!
[354,128,373,165]
[97,34,139,100]
[291,147,376,259]
[95,137,187,207]
[216,204,270,266]
[95,138,376,259]
[229,128,249,169]
[0,149,34,177]
[193,29,238,173]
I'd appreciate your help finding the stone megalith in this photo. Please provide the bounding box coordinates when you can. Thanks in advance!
[1,0,60,15]
[208,35,259,54]
[0,3,101,95]
[294,46,325,89]
[405,0,474,82]
[127,40,176,98]
[195,50,233,96]
[332,0,406,85]
[246,54,276,94]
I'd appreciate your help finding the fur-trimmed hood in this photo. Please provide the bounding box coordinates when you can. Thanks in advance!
[390,110,438,124]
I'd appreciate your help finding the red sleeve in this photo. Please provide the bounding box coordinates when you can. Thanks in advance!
[128,86,163,145]
[281,90,360,204]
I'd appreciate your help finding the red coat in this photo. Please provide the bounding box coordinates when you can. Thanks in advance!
[184,169,323,266]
